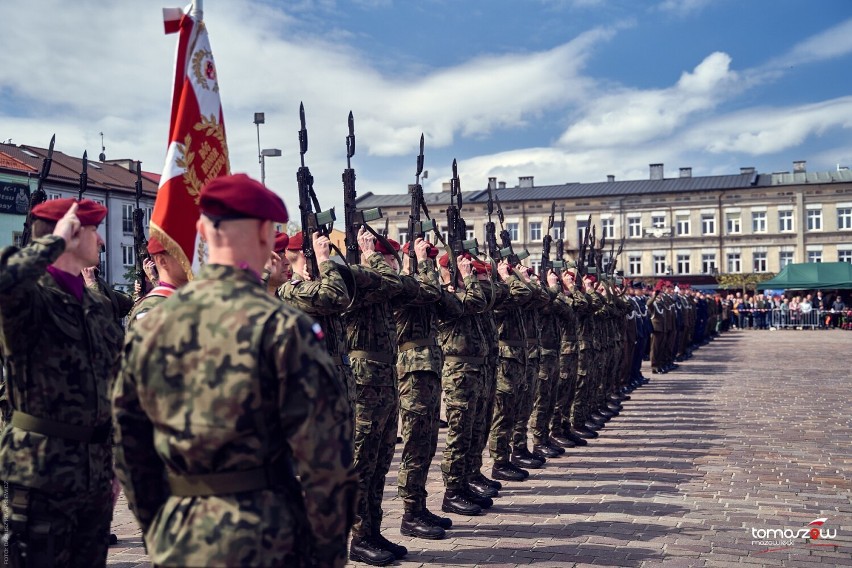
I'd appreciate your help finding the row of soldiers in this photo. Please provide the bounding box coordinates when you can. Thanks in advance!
[0,173,720,568]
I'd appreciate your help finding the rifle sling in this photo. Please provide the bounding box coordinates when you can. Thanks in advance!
[349,350,395,365]
[11,410,111,444]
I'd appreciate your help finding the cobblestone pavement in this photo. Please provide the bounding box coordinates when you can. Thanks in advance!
[108,329,852,567]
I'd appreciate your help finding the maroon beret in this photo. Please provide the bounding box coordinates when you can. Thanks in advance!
[438,253,450,268]
[200,173,288,223]
[286,232,303,251]
[472,259,490,274]
[585,275,597,284]
[274,232,289,253]
[32,198,106,226]
[148,236,166,255]
[401,241,439,259]
[374,238,400,255]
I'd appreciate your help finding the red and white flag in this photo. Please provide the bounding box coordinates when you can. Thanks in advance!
[151,3,230,279]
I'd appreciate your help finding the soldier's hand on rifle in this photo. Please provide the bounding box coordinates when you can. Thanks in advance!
[53,202,82,251]
[497,260,510,281]
[561,270,575,291]
[547,270,559,287]
[458,255,473,278]
[81,266,98,288]
[414,238,430,262]
[313,233,331,263]
[143,258,159,286]
[516,263,530,282]
[357,227,376,261]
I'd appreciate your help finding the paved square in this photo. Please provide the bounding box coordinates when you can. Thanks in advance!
[108,329,852,567]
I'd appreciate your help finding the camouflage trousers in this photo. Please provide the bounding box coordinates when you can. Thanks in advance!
[336,362,356,412]
[511,351,539,452]
[1,482,112,568]
[352,383,399,539]
[466,356,497,478]
[440,362,482,490]
[397,370,441,512]
[489,357,525,465]
[551,352,578,436]
[572,348,595,426]
[529,352,560,445]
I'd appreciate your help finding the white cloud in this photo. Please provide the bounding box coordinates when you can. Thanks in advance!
[654,0,714,17]
[765,17,852,68]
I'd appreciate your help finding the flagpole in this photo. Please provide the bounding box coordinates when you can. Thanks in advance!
[191,0,203,20]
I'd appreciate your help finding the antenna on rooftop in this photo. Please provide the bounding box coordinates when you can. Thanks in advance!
[99,132,106,161]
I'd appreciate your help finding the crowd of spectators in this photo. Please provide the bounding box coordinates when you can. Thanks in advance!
[716,290,849,330]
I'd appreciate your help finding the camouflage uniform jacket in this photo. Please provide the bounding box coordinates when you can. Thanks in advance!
[575,290,603,351]
[522,279,551,359]
[125,290,171,331]
[555,289,588,355]
[436,275,488,371]
[477,278,506,360]
[538,285,562,357]
[280,259,352,365]
[112,264,356,567]
[343,253,404,386]
[0,236,123,493]
[493,274,533,362]
[393,259,443,375]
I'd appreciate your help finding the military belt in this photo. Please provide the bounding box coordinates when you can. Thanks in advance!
[444,355,486,365]
[525,339,538,348]
[10,411,111,444]
[167,461,292,497]
[348,350,394,365]
[399,338,438,352]
[498,340,525,348]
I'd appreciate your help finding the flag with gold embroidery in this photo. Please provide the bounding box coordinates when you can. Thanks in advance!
[151,4,230,278]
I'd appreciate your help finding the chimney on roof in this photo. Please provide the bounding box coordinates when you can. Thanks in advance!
[518,176,534,188]
[740,167,755,175]
[607,175,615,182]
[650,163,664,180]
[488,177,497,190]
[679,167,692,178]
[498,181,506,189]
[793,160,806,173]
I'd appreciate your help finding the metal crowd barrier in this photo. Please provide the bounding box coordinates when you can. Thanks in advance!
[730,308,851,330]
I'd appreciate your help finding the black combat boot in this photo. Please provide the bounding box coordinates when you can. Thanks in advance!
[349,537,395,566]
[565,429,589,445]
[463,486,493,510]
[441,488,482,516]
[400,511,446,540]
[511,448,544,469]
[475,471,503,491]
[422,508,453,529]
[532,443,559,459]
[549,434,576,448]
[372,517,407,560]
[491,462,526,482]
[468,477,499,498]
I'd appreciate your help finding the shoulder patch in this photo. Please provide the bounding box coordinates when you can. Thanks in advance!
[311,321,325,341]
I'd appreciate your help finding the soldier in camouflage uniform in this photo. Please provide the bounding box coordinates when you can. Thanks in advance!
[126,236,190,330]
[393,239,450,540]
[112,175,357,568]
[572,273,605,438]
[279,231,357,407]
[1,198,123,567]
[344,234,407,565]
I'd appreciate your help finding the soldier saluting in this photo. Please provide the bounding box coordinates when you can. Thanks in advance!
[1,198,122,567]
[112,174,357,567]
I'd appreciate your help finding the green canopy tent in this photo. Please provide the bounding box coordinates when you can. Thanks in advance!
[756,262,852,290]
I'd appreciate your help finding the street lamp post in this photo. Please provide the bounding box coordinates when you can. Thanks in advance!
[254,112,265,181]
[260,148,282,187]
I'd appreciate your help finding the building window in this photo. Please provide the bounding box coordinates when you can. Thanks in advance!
[577,219,588,245]
[628,255,641,276]
[676,254,690,274]
[779,251,794,268]
[48,192,61,200]
[838,207,852,230]
[807,250,822,263]
[806,209,822,231]
[529,222,542,241]
[653,255,667,275]
[839,250,852,263]
[12,231,23,247]
[725,213,741,234]
[701,254,716,274]
[122,204,134,234]
[778,210,794,232]
[651,215,665,229]
[701,214,716,235]
[398,230,409,245]
[601,218,614,239]
[726,253,741,273]
[676,215,690,236]
[753,252,767,272]
[465,228,475,242]
[752,211,767,233]
[121,244,135,267]
[628,217,641,238]
[507,222,519,241]
[553,221,564,240]
[99,250,107,276]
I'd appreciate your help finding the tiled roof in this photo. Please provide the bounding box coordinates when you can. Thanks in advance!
[0,143,158,197]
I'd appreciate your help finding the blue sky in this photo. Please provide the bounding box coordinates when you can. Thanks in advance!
[2,0,852,216]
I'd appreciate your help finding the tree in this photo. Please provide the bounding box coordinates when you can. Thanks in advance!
[715,272,776,295]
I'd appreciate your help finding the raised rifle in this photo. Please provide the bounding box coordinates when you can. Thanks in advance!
[494,192,521,265]
[297,102,336,277]
[610,235,625,276]
[342,111,383,265]
[484,185,500,261]
[540,201,555,281]
[78,151,88,201]
[21,134,56,247]
[406,134,441,273]
[552,207,566,273]
[577,213,592,276]
[132,161,149,297]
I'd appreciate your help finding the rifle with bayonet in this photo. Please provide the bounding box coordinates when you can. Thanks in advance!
[540,201,555,281]
[577,213,592,276]
[610,235,625,276]
[552,207,565,274]
[78,151,88,201]
[494,192,523,266]
[21,134,56,247]
[297,102,337,277]
[406,134,443,273]
[342,111,383,265]
[132,161,149,297]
